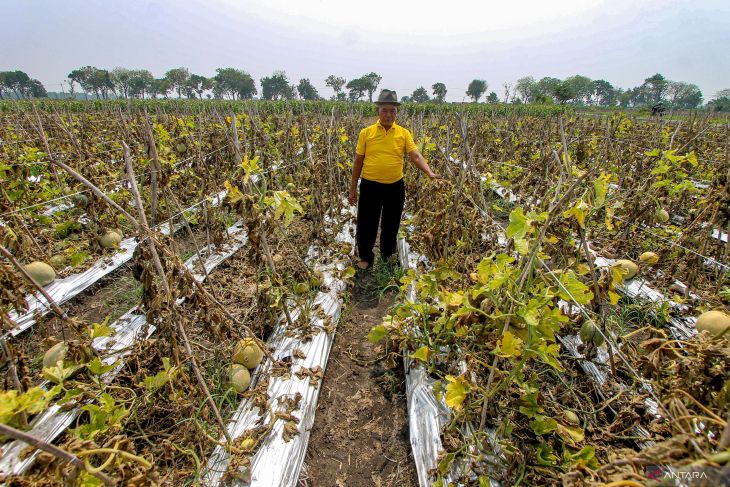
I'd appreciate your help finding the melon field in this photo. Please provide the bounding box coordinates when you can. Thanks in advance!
[0,100,729,486]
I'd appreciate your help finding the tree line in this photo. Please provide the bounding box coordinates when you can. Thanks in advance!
[1,66,729,111]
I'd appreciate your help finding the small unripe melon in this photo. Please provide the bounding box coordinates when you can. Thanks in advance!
[286,183,296,191]
[25,261,56,286]
[563,410,580,426]
[655,208,670,223]
[230,367,251,393]
[696,311,730,336]
[294,282,310,295]
[48,254,67,270]
[639,252,659,266]
[233,338,264,369]
[43,341,68,368]
[99,231,123,249]
[612,259,638,280]
[175,143,187,153]
[579,321,604,347]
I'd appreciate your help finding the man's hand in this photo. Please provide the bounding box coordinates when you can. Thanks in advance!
[348,189,357,205]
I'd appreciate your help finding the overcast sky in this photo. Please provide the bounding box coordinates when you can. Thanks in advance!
[2,0,729,102]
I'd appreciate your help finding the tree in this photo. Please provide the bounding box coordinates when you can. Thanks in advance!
[165,67,190,98]
[25,79,47,98]
[0,71,29,98]
[563,75,593,104]
[666,81,702,109]
[67,66,112,99]
[642,73,668,104]
[486,92,499,104]
[502,82,514,103]
[515,76,537,103]
[150,78,172,99]
[466,79,487,102]
[707,89,730,112]
[325,75,346,100]
[297,78,320,100]
[593,79,617,106]
[346,77,370,101]
[129,70,154,98]
[184,74,212,99]
[535,77,561,101]
[212,68,256,100]
[362,72,382,102]
[111,67,133,98]
[260,70,294,100]
[401,95,412,103]
[553,81,576,104]
[411,87,430,103]
[432,82,447,102]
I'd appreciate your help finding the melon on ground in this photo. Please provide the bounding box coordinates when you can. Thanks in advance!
[229,366,251,393]
[233,338,264,369]
[99,231,123,249]
[655,208,670,223]
[696,311,730,336]
[49,254,67,270]
[639,252,659,266]
[612,259,638,280]
[24,261,56,286]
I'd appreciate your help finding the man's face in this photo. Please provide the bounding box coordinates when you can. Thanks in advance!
[378,105,397,126]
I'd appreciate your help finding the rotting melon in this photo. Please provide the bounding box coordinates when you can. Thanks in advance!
[49,254,67,270]
[99,231,123,249]
[233,338,264,369]
[230,366,251,393]
[696,311,730,336]
[639,252,659,266]
[25,261,56,286]
[43,341,68,368]
[654,208,670,224]
[612,259,638,280]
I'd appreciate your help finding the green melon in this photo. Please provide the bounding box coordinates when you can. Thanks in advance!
[639,252,659,266]
[230,366,251,393]
[233,338,264,369]
[654,208,670,223]
[99,231,123,249]
[579,321,604,347]
[612,259,638,280]
[25,261,56,286]
[696,311,730,337]
[294,282,310,295]
[48,254,67,270]
[43,341,68,368]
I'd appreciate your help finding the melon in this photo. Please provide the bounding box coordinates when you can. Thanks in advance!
[579,321,605,347]
[99,231,123,249]
[612,259,638,280]
[563,410,580,426]
[286,183,296,192]
[72,193,89,208]
[230,367,251,393]
[48,254,67,270]
[654,208,670,224]
[24,261,56,286]
[639,252,659,266]
[43,341,68,368]
[294,282,310,295]
[696,311,730,337]
[175,143,187,153]
[233,338,264,369]
[272,254,284,265]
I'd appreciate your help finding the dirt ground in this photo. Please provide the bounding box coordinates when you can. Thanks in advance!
[300,270,419,487]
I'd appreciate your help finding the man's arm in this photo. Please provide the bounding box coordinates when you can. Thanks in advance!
[349,153,365,204]
[408,150,437,179]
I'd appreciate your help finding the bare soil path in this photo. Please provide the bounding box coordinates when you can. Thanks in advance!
[300,269,418,487]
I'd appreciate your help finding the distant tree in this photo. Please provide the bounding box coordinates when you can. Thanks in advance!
[128,70,154,98]
[502,82,514,103]
[297,78,320,100]
[431,82,447,102]
[261,70,294,100]
[68,67,112,99]
[183,74,212,99]
[165,67,190,98]
[26,79,47,98]
[213,68,256,100]
[411,87,430,103]
[618,88,634,108]
[707,89,730,112]
[486,91,499,104]
[535,77,561,101]
[325,75,346,100]
[666,81,702,109]
[0,71,29,98]
[642,73,668,104]
[362,72,382,102]
[110,68,133,98]
[515,76,537,103]
[563,75,593,104]
[401,95,412,103]
[593,79,617,106]
[150,78,172,99]
[553,81,576,104]
[67,68,88,96]
[346,77,370,101]
[466,79,487,102]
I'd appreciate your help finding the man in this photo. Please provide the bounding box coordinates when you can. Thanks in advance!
[348,89,437,270]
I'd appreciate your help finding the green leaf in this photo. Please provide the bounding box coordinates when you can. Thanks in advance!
[557,271,594,305]
[367,324,388,343]
[564,445,599,469]
[42,363,81,384]
[530,415,558,435]
[506,207,529,240]
[86,357,118,376]
[409,346,431,363]
[264,191,304,227]
[91,317,115,339]
[495,331,523,358]
[536,442,559,466]
[444,375,470,411]
[341,266,356,279]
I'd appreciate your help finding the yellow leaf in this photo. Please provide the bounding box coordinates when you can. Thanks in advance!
[444,375,470,411]
[495,331,523,358]
[409,346,430,363]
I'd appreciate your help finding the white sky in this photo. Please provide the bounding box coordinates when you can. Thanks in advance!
[2,0,729,101]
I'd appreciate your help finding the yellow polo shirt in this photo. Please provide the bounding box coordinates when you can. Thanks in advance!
[356,120,418,184]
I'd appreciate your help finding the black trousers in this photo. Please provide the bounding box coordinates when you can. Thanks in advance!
[356,177,405,265]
